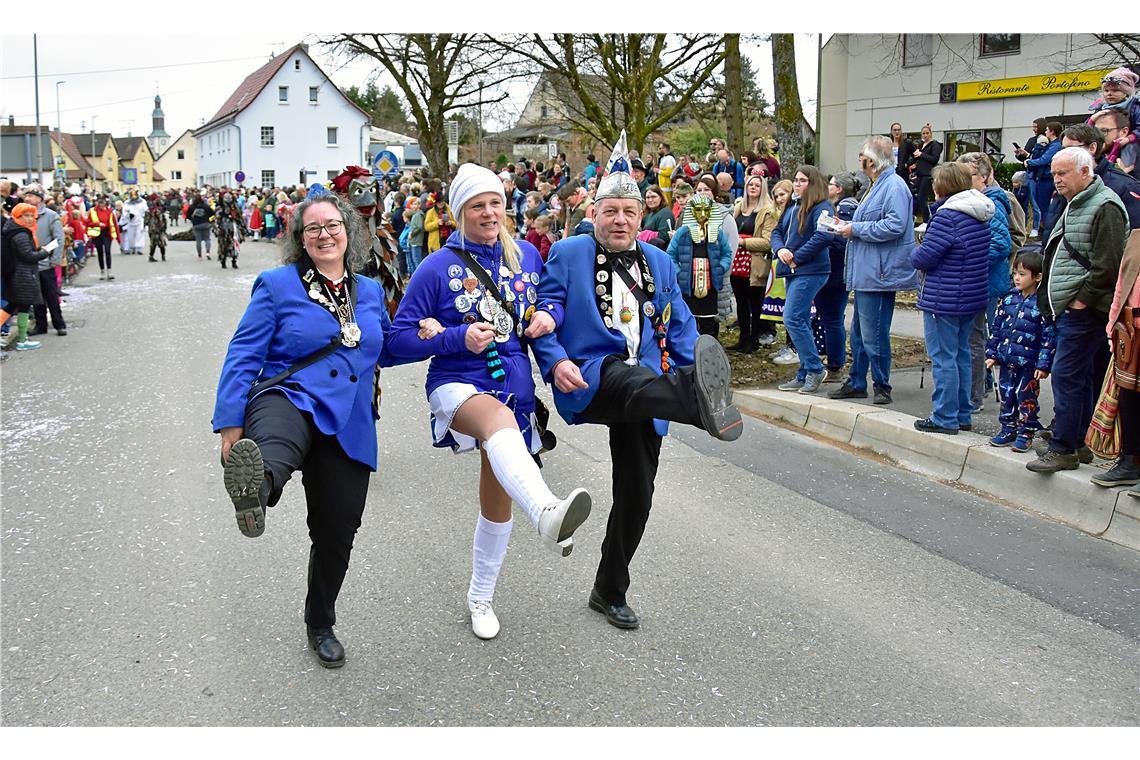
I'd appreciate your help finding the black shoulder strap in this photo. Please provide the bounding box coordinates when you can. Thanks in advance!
[248,336,342,399]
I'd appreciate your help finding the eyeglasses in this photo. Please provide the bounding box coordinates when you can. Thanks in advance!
[302,220,344,238]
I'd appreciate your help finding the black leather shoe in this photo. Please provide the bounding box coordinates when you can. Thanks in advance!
[828,382,867,400]
[693,334,743,441]
[306,625,345,668]
[914,417,958,435]
[873,388,892,405]
[589,588,639,630]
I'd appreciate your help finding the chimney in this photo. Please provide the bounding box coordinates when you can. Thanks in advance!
[8,115,13,127]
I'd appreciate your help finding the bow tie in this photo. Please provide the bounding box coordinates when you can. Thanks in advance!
[604,248,636,270]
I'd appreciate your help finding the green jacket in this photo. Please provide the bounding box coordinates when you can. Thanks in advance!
[1041,177,1127,317]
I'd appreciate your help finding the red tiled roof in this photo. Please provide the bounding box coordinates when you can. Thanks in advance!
[56,132,103,180]
[197,43,370,133]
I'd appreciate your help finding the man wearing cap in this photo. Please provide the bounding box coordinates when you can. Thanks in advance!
[529,131,743,630]
[22,184,67,337]
[630,159,650,196]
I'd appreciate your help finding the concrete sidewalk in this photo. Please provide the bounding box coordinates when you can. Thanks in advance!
[733,387,1138,551]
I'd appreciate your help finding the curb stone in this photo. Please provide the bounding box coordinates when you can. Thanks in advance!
[735,389,1138,551]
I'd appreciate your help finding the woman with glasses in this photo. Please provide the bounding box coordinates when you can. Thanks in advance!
[213,192,431,669]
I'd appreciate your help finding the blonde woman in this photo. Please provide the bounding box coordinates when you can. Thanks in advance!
[381,163,591,641]
[729,174,779,352]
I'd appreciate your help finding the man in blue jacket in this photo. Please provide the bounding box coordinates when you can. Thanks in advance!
[529,132,742,630]
[1024,121,1063,237]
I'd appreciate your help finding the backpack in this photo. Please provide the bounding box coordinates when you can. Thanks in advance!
[1004,189,1028,250]
[399,222,411,251]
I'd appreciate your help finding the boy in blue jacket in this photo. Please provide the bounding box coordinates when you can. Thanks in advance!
[985,250,1056,452]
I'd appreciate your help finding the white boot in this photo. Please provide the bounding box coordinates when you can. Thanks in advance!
[483,428,591,556]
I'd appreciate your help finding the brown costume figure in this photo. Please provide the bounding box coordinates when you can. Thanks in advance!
[329,166,405,318]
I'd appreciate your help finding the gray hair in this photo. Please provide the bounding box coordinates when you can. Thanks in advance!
[1012,170,1028,185]
[862,135,895,173]
[1052,146,1095,174]
[956,151,993,181]
[831,172,858,199]
[281,194,369,272]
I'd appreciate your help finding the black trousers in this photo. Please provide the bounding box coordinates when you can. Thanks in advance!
[579,357,704,604]
[244,392,370,628]
[33,269,65,331]
[729,275,767,343]
[93,234,113,271]
[913,175,934,222]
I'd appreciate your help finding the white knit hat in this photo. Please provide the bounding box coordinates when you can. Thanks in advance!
[448,162,505,214]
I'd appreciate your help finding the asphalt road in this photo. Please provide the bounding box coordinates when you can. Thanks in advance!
[2,239,1137,727]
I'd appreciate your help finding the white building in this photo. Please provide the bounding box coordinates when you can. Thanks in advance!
[819,34,1128,174]
[194,43,370,189]
[154,129,198,190]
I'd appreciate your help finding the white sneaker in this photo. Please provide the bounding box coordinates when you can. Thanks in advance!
[536,488,591,557]
[771,347,800,365]
[468,599,500,640]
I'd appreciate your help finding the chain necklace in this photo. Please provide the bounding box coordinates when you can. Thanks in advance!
[305,269,360,347]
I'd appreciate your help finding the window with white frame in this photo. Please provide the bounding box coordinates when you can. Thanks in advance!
[327,127,338,145]
[310,86,319,103]
[140,161,147,174]
[261,170,275,187]
[171,170,182,180]
[903,35,932,67]
[261,127,274,147]
[278,86,289,102]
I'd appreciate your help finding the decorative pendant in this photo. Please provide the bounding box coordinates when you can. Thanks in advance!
[454,294,472,312]
[603,316,614,328]
[662,303,672,324]
[620,305,634,323]
[596,284,607,296]
[643,302,656,318]
[341,322,361,345]
[526,286,537,303]
[499,264,511,278]
[513,279,525,292]
[478,293,498,321]
[521,272,531,283]
[493,309,513,342]
[597,270,609,283]
[597,254,607,265]
[505,289,516,303]
[524,305,536,321]
[463,277,478,292]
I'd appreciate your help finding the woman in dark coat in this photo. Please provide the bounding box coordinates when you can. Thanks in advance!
[1,203,50,350]
[908,123,943,223]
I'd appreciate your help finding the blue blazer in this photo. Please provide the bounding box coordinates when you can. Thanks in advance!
[212,263,389,470]
[531,234,699,437]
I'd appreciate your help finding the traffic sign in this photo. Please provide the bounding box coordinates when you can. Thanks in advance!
[234,171,246,183]
[373,150,400,177]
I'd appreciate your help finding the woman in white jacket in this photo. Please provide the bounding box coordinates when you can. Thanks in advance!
[119,189,148,255]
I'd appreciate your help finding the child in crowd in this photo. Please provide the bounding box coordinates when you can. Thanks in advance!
[1087,67,1139,171]
[986,250,1056,452]
[671,181,693,220]
[1011,171,1031,219]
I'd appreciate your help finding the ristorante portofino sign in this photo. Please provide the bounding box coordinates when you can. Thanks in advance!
[947,69,1114,102]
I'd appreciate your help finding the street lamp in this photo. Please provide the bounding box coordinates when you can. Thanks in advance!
[55,81,65,133]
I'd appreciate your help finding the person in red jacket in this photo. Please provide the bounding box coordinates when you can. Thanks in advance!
[87,196,119,280]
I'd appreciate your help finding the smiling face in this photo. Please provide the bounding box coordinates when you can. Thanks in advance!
[301,201,348,274]
[461,191,504,245]
[746,177,763,199]
[594,197,642,250]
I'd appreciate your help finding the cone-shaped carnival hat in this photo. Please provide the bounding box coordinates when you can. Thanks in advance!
[594,129,643,202]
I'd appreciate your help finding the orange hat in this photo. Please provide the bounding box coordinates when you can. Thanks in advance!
[10,202,40,247]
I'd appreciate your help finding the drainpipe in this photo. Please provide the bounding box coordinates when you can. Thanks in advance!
[233,123,242,186]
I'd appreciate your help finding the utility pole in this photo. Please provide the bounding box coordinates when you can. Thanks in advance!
[33,34,43,185]
[91,116,97,189]
[55,80,66,188]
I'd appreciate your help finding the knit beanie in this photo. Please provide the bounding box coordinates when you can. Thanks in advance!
[1103,67,1138,95]
[448,163,505,214]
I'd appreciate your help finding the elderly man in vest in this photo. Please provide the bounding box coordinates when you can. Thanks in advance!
[1028,147,1129,473]
[529,131,742,630]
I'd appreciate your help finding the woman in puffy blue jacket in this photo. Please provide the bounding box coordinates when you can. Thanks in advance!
[771,165,835,394]
[910,163,994,434]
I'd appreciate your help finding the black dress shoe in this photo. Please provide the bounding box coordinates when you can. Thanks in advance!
[914,417,958,435]
[56,329,67,336]
[589,588,639,630]
[306,625,345,668]
[692,334,743,441]
[873,388,892,405]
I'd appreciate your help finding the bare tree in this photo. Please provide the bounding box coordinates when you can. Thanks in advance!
[493,34,726,156]
[320,34,523,174]
[772,34,805,171]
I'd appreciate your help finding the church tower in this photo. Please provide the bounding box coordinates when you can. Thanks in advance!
[147,94,171,155]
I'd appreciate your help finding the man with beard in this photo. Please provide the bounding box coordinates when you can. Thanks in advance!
[529,131,743,630]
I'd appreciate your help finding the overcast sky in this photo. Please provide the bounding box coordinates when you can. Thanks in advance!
[0,33,824,146]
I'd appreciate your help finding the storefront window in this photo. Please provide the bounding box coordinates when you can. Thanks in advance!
[979,34,1020,57]
[946,130,1005,163]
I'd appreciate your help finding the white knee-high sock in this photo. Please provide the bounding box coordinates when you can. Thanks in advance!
[468,513,513,602]
[483,428,558,528]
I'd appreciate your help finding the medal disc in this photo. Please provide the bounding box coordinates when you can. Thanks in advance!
[597,254,606,265]
[514,280,525,292]
[526,286,537,303]
[596,270,609,283]
[463,277,478,292]
[449,278,462,292]
[454,294,471,312]
[448,264,463,278]
[341,322,361,344]
[479,295,498,320]
[643,302,656,318]
[596,284,607,296]
[524,305,536,321]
